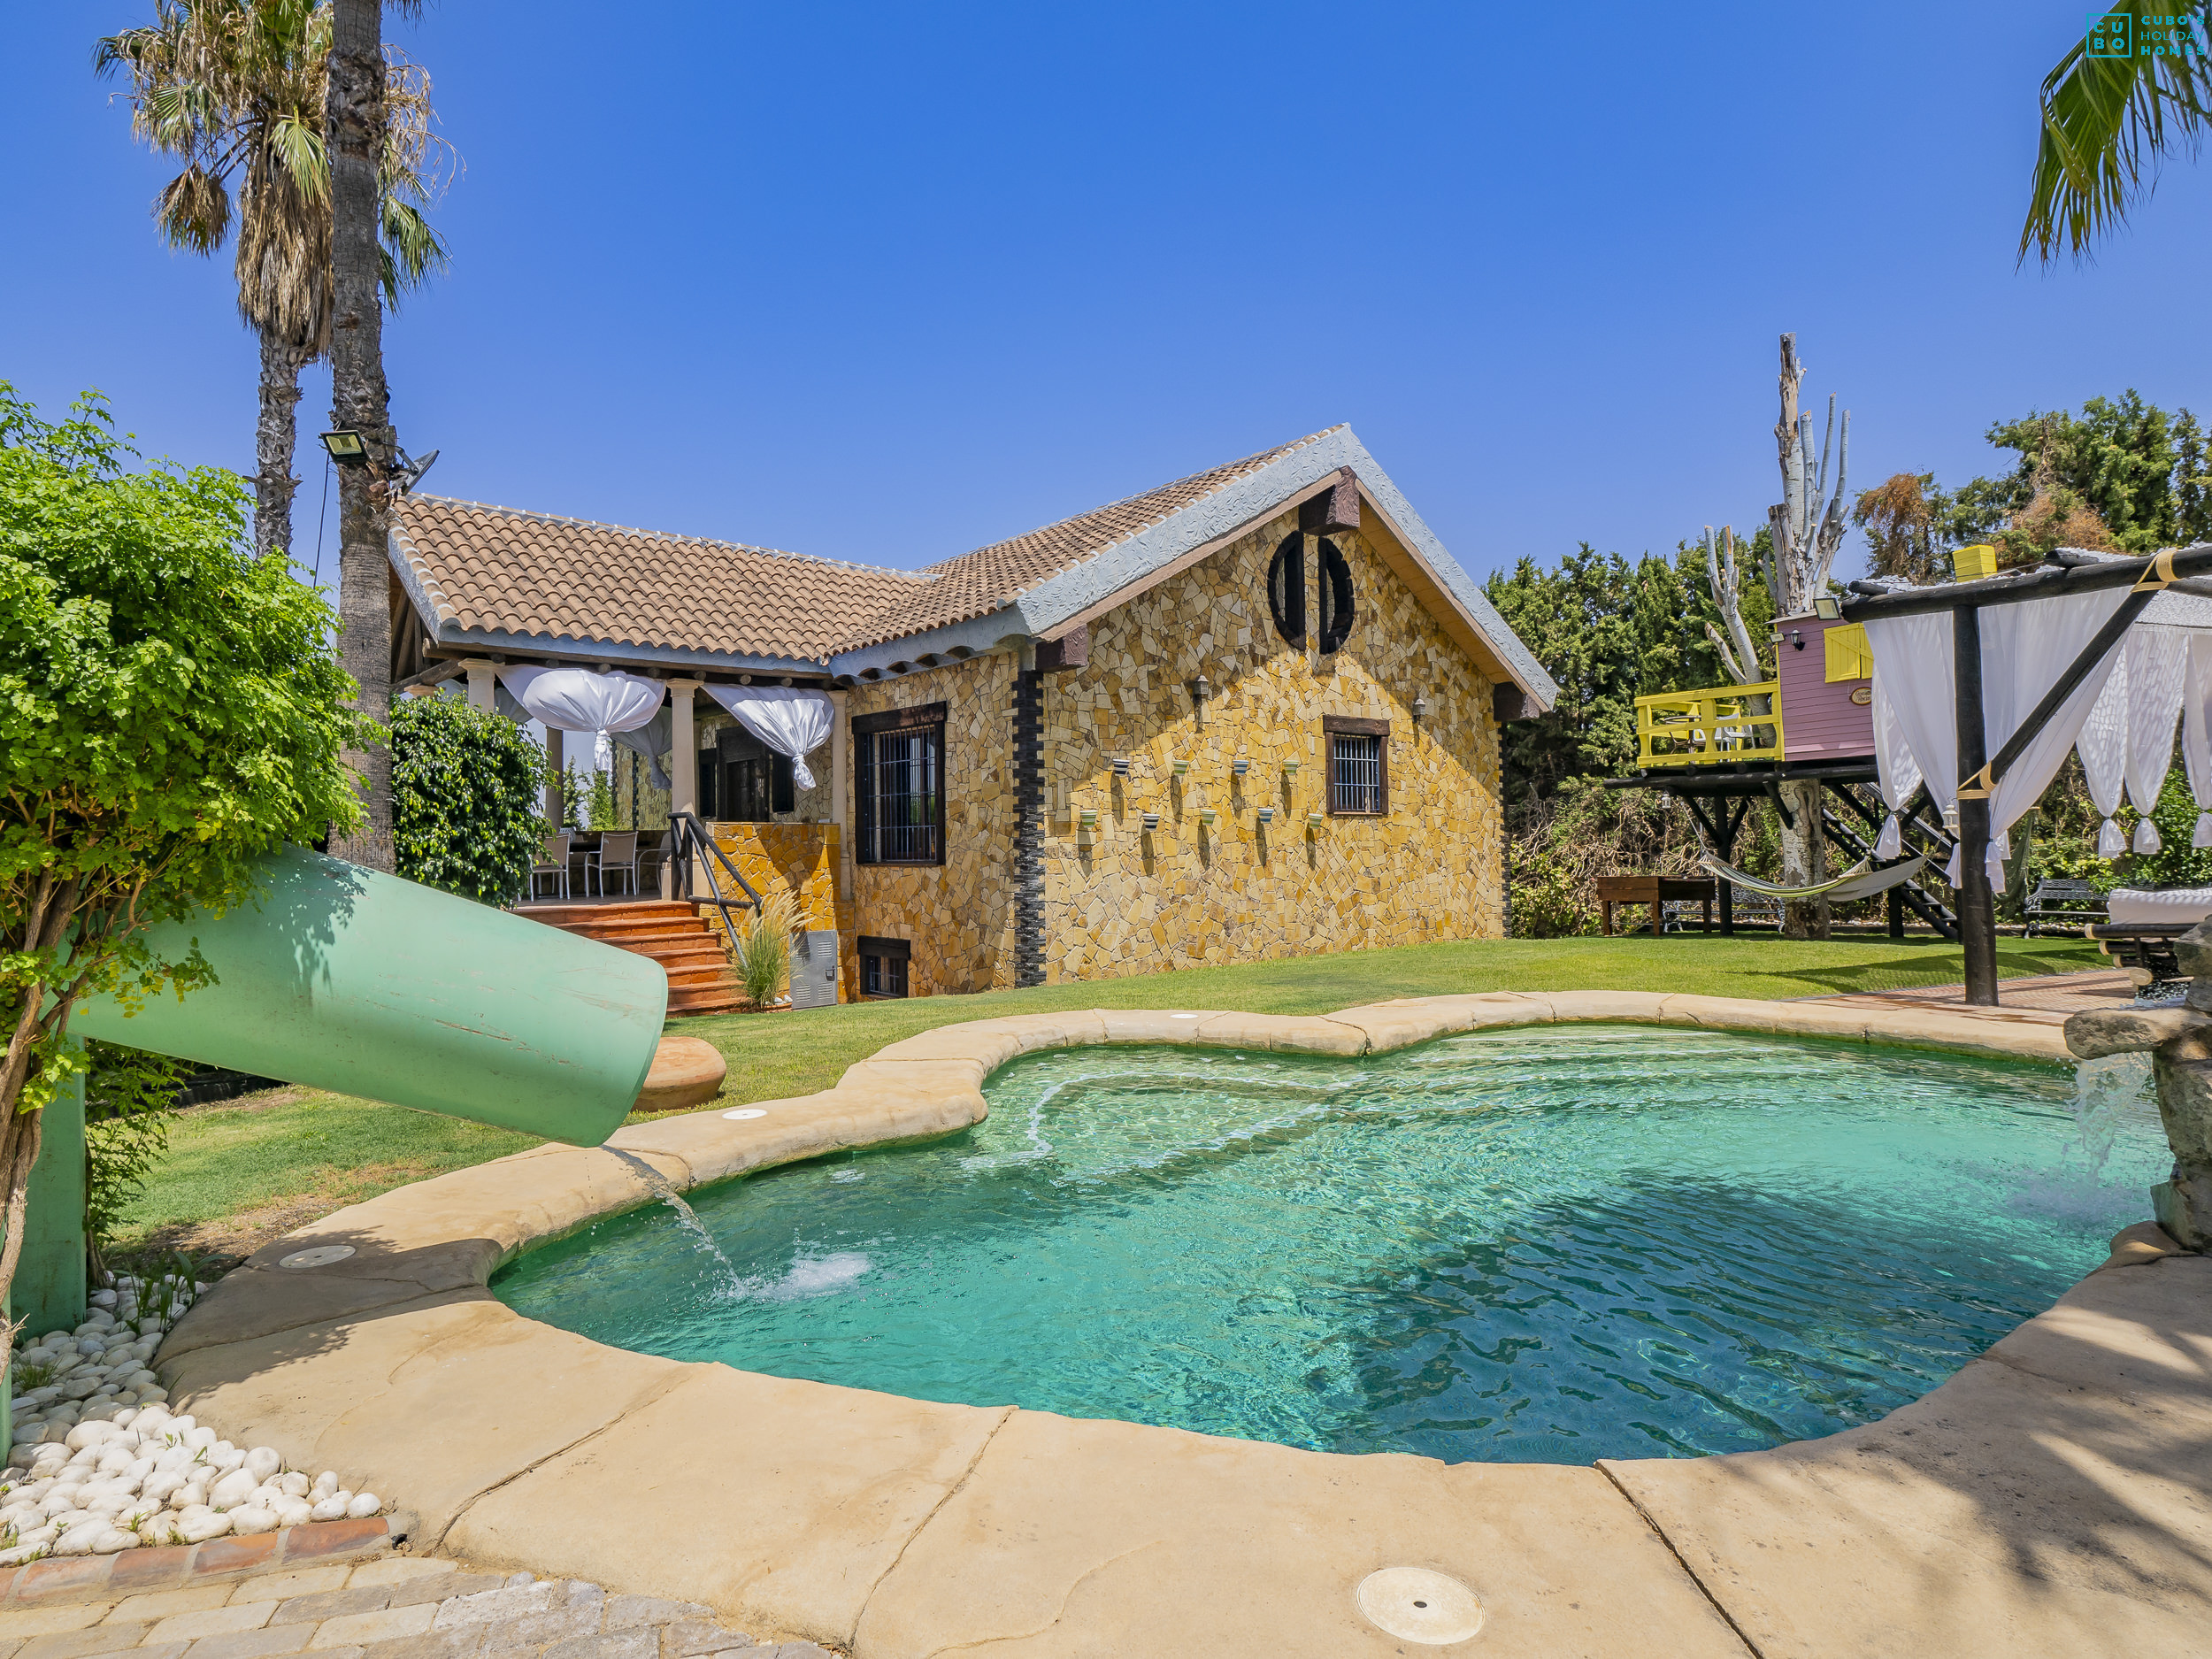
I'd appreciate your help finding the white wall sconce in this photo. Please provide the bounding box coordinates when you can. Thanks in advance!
[1256,806,1274,824]
[1110,757,1130,777]
[1141,811,1160,832]
[1194,674,1211,703]
[1232,757,1249,779]
[1411,695,1430,722]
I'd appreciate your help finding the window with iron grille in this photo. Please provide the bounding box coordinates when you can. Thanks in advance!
[854,704,946,864]
[1324,716,1389,815]
[860,936,911,997]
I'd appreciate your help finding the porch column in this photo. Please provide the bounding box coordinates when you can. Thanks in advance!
[670,679,702,902]
[545,727,565,831]
[671,680,700,817]
[464,658,495,711]
[829,688,850,900]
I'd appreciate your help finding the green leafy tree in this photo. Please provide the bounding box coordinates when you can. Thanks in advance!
[391,691,546,905]
[1,382,362,1329]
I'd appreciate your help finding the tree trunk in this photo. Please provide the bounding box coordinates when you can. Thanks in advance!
[326,0,396,872]
[1777,778,1828,939]
[253,332,308,565]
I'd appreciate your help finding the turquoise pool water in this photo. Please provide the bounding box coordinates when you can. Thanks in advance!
[494,1027,2167,1463]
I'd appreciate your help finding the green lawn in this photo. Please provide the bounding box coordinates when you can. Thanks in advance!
[113,932,2102,1267]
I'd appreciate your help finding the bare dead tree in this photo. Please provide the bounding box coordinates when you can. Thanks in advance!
[1698,334,1852,938]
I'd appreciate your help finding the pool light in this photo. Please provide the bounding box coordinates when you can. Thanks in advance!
[724,1108,768,1121]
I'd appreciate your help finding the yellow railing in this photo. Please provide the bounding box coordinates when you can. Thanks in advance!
[1634,682,1783,768]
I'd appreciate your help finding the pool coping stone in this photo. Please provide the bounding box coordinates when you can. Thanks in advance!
[157,990,2205,1657]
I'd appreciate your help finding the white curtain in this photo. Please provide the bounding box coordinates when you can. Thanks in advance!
[1864,614,1957,877]
[1978,588,2133,884]
[2186,634,2212,848]
[1871,590,2130,887]
[2078,657,2130,858]
[610,708,673,791]
[2124,626,2188,852]
[495,666,666,734]
[703,686,834,790]
[1871,680,1923,861]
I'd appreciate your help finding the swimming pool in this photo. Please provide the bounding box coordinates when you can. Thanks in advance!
[494,1026,2164,1463]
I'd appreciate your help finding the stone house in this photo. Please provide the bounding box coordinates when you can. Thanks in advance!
[386,425,1556,999]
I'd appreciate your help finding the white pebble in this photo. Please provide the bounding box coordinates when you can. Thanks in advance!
[243,1447,281,1483]
[311,1471,339,1498]
[278,1471,309,1498]
[175,1505,230,1543]
[308,1495,349,1523]
[228,1505,278,1535]
[209,1468,257,1509]
[275,1501,312,1529]
[344,1492,381,1519]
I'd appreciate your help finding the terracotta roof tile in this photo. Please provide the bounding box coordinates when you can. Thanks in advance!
[390,428,1340,662]
[391,497,927,663]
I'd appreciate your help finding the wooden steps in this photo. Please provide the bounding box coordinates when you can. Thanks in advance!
[519,901,745,1017]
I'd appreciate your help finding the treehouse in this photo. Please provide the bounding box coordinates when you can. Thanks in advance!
[1608,607,1959,939]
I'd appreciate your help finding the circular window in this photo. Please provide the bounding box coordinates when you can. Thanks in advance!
[1317,538,1356,653]
[1267,534,1306,646]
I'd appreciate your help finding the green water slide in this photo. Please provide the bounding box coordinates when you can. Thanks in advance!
[16,846,669,1338]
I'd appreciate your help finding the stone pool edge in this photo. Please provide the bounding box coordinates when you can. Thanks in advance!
[152,989,2210,1659]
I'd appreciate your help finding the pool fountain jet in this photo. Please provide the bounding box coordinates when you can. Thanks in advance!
[2065,918,2212,1248]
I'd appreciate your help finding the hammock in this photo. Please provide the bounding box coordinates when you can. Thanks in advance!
[1695,852,1929,902]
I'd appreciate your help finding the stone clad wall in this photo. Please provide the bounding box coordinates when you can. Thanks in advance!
[1039,506,1502,982]
[847,653,1021,996]
[703,821,856,1000]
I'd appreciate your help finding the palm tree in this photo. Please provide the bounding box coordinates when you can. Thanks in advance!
[320,0,419,871]
[96,0,449,565]
[2024,4,2212,261]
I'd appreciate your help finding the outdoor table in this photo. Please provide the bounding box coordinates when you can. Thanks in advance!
[1595,875,1715,936]
[567,831,601,895]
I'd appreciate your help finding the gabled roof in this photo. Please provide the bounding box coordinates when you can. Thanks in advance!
[386,426,1558,707]
[835,432,1333,650]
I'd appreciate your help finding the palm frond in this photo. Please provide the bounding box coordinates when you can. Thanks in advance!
[378,198,448,303]
[268,111,327,201]
[155,165,232,254]
[2024,5,2212,262]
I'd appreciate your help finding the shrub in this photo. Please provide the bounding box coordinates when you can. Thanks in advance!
[392,691,547,905]
[733,887,799,1007]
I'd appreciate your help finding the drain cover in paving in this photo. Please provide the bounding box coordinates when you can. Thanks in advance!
[1356,1567,1484,1644]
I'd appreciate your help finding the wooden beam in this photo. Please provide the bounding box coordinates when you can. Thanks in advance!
[1839,542,2212,620]
[1955,606,1999,1006]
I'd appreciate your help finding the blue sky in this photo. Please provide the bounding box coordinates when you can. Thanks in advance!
[8,2,2212,589]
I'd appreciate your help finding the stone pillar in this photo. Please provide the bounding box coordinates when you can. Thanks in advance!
[2067,922,2212,1249]
[671,680,700,817]
[829,689,850,900]
[464,658,495,712]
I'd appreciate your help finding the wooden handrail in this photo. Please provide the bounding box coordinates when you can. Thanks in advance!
[668,812,762,952]
[1632,682,1783,768]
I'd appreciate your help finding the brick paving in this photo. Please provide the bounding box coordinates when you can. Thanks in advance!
[0,1533,829,1659]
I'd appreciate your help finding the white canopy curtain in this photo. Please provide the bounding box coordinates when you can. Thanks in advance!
[1871,680,1923,862]
[2188,634,2212,848]
[2078,626,2192,859]
[1867,585,2133,887]
[1863,614,1958,877]
[495,665,667,735]
[703,686,834,790]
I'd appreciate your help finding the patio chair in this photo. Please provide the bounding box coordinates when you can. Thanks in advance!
[530,831,572,901]
[595,831,642,898]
